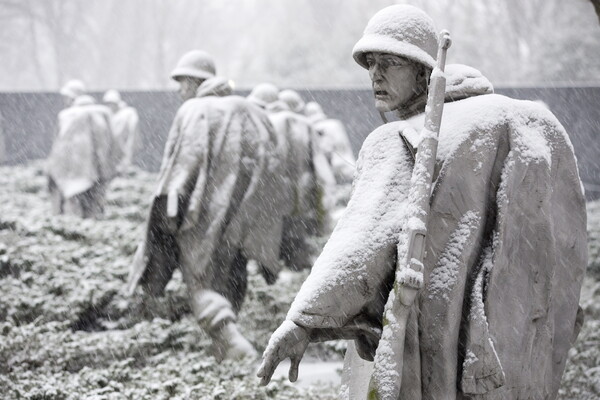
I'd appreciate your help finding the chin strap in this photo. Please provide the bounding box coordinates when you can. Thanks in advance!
[379,79,429,124]
[396,90,429,120]
[379,111,388,124]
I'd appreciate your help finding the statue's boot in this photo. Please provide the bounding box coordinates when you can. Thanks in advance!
[190,289,257,361]
[211,321,257,362]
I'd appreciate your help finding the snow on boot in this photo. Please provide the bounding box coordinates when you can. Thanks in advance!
[211,322,257,362]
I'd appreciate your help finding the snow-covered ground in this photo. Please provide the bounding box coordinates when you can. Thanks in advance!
[0,162,598,399]
[272,360,343,387]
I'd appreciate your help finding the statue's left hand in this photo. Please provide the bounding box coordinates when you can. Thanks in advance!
[257,320,310,385]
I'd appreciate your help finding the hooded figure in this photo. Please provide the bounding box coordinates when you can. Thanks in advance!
[305,101,356,185]
[46,82,121,218]
[103,90,140,169]
[258,6,587,400]
[265,89,336,270]
[127,51,287,361]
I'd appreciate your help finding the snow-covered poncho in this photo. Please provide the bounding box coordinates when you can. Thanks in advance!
[286,66,587,399]
[46,96,120,198]
[310,114,356,185]
[110,102,139,167]
[127,77,286,295]
[267,109,336,232]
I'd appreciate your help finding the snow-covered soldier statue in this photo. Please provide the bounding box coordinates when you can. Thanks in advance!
[103,89,140,170]
[248,83,318,266]
[127,50,287,360]
[305,101,356,185]
[265,88,336,270]
[258,5,587,400]
[46,79,120,218]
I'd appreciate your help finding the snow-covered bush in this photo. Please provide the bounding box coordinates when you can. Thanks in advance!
[0,163,339,399]
[0,162,598,399]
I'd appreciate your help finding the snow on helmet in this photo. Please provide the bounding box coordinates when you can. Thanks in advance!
[352,5,438,70]
[304,101,324,117]
[60,79,86,98]
[171,50,216,81]
[247,83,279,107]
[278,89,305,113]
[103,89,121,104]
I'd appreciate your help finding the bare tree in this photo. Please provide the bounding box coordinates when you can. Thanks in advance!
[0,0,599,90]
[592,0,600,23]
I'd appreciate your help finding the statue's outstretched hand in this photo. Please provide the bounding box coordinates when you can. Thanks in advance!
[257,320,310,385]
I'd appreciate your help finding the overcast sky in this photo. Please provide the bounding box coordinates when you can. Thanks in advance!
[1,0,599,91]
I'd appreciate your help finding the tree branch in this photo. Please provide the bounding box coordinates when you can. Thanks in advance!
[591,0,600,23]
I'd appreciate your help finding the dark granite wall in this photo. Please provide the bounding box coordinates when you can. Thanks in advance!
[1,87,598,198]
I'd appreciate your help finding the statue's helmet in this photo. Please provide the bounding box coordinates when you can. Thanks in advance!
[247,83,279,107]
[60,79,86,98]
[102,89,121,104]
[304,101,324,117]
[352,5,438,71]
[171,50,216,81]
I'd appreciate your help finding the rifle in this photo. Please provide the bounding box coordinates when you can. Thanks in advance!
[367,30,452,400]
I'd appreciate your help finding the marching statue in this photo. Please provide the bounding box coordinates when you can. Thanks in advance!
[46,79,120,218]
[258,5,587,400]
[248,84,336,270]
[103,89,140,169]
[128,51,287,360]
[305,101,356,185]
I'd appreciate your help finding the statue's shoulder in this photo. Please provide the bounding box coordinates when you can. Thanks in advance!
[357,121,414,164]
[176,97,213,120]
[446,93,563,135]
[59,103,108,121]
[363,121,408,149]
[58,107,77,119]
[445,93,555,121]
[118,105,139,118]
[192,95,253,116]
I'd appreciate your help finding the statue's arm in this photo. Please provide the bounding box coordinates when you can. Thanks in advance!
[257,320,311,385]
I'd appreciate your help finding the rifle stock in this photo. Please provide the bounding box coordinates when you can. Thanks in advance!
[367,30,452,400]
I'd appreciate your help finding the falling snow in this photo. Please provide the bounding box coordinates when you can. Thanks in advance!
[0,162,341,399]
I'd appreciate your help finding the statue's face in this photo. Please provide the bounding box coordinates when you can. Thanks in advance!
[63,95,74,107]
[106,102,119,113]
[366,52,422,112]
[177,77,203,100]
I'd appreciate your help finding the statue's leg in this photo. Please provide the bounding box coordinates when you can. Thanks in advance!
[212,248,248,313]
[63,192,85,218]
[79,182,106,218]
[340,341,374,400]
[280,215,313,271]
[178,233,256,361]
[48,178,63,215]
[90,182,107,217]
[244,218,283,284]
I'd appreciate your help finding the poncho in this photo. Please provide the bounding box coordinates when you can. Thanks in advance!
[311,115,356,185]
[268,109,335,225]
[111,102,139,167]
[286,65,587,399]
[127,77,286,295]
[46,98,120,198]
